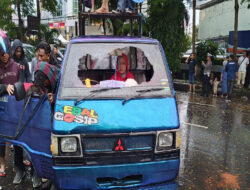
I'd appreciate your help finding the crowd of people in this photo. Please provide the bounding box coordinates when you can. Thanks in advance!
[0,29,61,188]
[186,51,249,102]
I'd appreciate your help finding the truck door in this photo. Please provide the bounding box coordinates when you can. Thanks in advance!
[0,95,54,179]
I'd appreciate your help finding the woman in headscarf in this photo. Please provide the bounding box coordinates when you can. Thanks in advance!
[111,54,134,82]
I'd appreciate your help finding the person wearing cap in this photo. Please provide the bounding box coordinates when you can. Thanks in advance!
[225,54,238,102]
[201,53,212,97]
[0,31,27,184]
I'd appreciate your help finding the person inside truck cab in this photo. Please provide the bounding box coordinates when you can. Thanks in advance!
[111,54,134,81]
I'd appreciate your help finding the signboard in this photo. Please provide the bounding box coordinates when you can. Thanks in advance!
[49,22,65,29]
[27,16,40,34]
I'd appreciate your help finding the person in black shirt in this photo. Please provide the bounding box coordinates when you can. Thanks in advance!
[185,53,197,94]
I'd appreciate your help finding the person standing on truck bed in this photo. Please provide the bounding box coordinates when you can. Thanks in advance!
[112,0,136,13]
[95,0,109,13]
[0,30,27,185]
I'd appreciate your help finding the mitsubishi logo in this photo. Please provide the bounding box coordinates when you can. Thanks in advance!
[113,139,126,151]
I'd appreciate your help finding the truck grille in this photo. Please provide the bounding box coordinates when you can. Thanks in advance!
[53,133,179,166]
[82,134,154,165]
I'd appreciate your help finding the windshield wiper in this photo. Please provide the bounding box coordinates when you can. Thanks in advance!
[74,87,120,106]
[122,88,165,105]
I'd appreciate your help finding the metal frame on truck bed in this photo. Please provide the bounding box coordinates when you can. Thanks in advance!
[77,0,143,37]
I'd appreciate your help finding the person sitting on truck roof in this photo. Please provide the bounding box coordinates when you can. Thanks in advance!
[111,54,134,82]
[33,61,60,104]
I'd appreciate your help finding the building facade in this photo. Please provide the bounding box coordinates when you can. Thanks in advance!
[197,0,250,41]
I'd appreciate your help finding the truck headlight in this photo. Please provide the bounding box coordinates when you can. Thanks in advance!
[157,132,173,148]
[61,137,77,153]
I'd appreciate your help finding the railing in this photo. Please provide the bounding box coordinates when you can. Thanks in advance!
[77,0,143,37]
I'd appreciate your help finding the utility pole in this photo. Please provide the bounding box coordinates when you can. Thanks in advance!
[36,0,41,40]
[17,0,24,42]
[192,0,196,53]
[233,0,239,58]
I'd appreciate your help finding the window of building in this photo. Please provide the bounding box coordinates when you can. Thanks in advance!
[56,2,62,17]
[73,0,78,15]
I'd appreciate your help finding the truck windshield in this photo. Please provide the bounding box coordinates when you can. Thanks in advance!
[59,42,172,100]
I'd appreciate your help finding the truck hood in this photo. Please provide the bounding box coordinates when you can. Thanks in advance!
[53,97,179,134]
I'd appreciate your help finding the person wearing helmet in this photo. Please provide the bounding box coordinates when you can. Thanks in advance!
[0,31,18,96]
[0,30,20,178]
[0,31,26,184]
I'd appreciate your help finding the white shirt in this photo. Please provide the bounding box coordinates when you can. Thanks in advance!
[238,56,249,72]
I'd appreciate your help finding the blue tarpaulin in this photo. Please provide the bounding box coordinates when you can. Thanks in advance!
[132,0,145,3]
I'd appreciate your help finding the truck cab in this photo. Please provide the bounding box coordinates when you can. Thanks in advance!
[0,36,180,189]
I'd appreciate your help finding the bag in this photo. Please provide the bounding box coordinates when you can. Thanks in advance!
[238,57,246,70]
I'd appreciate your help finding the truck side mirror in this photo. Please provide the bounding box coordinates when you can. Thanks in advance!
[14,82,26,101]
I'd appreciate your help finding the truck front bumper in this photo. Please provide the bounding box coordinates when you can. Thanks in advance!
[53,159,180,189]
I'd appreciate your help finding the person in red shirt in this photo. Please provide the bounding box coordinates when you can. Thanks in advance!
[111,54,134,82]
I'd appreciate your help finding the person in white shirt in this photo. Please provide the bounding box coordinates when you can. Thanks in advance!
[237,51,249,87]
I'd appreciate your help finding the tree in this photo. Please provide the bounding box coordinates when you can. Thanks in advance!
[241,0,250,8]
[147,0,185,71]
[196,41,218,67]
[12,0,34,42]
[36,0,58,39]
[0,0,15,39]
[233,0,239,57]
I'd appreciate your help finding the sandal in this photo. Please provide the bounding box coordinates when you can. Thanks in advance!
[0,171,6,177]
[23,160,31,166]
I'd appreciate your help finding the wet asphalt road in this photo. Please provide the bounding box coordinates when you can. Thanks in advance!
[0,91,249,190]
[177,91,250,190]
